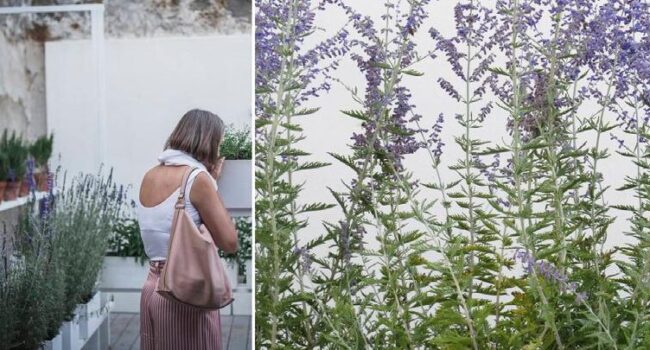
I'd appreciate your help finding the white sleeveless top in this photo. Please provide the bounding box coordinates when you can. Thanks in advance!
[137,169,210,261]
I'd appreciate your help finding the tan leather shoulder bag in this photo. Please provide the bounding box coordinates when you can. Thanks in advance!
[156,167,233,309]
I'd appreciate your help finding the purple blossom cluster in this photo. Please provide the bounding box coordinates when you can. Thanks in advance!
[255,0,352,118]
[293,245,313,273]
[346,0,431,170]
[428,113,444,162]
[586,0,650,147]
[429,0,498,141]
[514,248,587,303]
[338,220,365,265]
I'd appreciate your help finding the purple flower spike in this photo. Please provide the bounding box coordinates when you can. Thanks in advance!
[293,246,313,273]
[514,248,587,304]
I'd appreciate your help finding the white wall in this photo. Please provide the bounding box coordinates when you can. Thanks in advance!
[45,35,251,206]
[293,2,636,254]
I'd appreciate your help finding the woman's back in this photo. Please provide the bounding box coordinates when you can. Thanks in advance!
[137,165,205,261]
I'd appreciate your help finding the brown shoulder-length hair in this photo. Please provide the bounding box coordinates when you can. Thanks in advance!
[165,109,225,169]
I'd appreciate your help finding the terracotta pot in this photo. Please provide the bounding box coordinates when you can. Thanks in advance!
[0,181,6,203]
[19,178,30,197]
[36,171,49,192]
[4,181,21,201]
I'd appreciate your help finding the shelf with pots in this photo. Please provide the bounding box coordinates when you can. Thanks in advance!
[0,190,50,213]
[0,131,54,213]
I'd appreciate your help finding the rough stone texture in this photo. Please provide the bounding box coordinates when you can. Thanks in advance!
[0,0,250,229]
[0,31,46,141]
[0,0,251,139]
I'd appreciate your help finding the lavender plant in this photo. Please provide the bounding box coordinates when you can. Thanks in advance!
[1,168,125,348]
[255,0,350,347]
[315,1,436,347]
[255,0,650,348]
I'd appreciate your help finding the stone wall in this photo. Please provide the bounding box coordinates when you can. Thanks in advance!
[0,0,251,139]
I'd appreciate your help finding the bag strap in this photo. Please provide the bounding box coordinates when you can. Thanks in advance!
[175,166,199,209]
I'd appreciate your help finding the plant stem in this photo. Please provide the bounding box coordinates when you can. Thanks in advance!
[509,0,563,346]
[264,2,299,346]
[463,0,477,303]
[332,7,417,345]
[386,161,479,350]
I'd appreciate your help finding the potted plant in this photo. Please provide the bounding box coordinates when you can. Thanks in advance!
[1,130,27,201]
[217,124,252,210]
[101,217,150,313]
[29,134,53,192]
[56,171,124,343]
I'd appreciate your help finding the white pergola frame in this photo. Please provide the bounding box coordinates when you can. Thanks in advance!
[0,4,107,168]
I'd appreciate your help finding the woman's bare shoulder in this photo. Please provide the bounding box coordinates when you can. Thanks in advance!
[189,171,217,203]
[140,165,161,187]
[192,171,215,192]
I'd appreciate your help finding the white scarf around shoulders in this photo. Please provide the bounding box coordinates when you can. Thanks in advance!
[157,149,218,190]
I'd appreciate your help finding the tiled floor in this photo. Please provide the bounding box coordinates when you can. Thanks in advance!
[109,313,251,350]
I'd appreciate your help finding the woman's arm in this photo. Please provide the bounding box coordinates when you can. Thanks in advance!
[190,171,238,253]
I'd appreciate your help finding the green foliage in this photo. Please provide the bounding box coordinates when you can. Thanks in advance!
[29,134,54,169]
[0,221,67,349]
[255,2,337,347]
[220,216,252,277]
[220,124,252,160]
[108,217,148,264]
[52,170,126,304]
[0,130,28,180]
[255,1,650,348]
[0,169,126,348]
[0,150,8,181]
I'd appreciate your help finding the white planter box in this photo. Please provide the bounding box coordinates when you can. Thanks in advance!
[57,291,111,350]
[77,291,103,341]
[43,329,63,350]
[61,318,80,350]
[101,256,149,289]
[100,256,149,313]
[217,160,252,210]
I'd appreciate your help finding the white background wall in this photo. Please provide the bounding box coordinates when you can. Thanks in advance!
[45,34,251,204]
[293,2,636,254]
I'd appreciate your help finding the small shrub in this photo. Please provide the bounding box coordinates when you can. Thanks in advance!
[107,217,148,265]
[220,125,252,160]
[29,134,54,170]
[1,168,126,348]
[0,130,27,181]
[221,216,252,278]
[0,150,8,181]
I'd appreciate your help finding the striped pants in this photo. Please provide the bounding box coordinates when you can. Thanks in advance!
[140,262,222,350]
